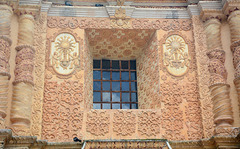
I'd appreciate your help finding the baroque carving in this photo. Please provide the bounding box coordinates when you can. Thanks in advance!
[111,8,130,28]
[113,111,136,136]
[192,15,214,138]
[50,33,80,76]
[0,36,12,78]
[86,110,110,136]
[14,45,35,85]
[47,16,192,30]
[185,102,203,140]
[31,12,47,137]
[138,111,160,137]
[163,34,190,76]
[42,80,83,142]
[137,35,160,109]
[161,106,184,140]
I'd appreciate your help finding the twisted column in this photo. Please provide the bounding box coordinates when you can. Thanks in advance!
[0,5,13,128]
[228,10,240,118]
[204,18,234,130]
[10,13,35,135]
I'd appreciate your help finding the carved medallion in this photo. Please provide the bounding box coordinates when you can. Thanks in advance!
[50,33,80,76]
[163,35,190,76]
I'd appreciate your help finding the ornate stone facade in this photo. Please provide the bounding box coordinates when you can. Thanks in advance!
[0,0,239,148]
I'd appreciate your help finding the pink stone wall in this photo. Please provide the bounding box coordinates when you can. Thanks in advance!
[137,33,161,109]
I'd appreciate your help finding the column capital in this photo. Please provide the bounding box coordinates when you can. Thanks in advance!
[15,5,40,19]
[222,0,240,16]
[198,1,226,22]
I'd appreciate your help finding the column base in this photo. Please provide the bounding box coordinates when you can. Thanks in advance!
[215,126,240,136]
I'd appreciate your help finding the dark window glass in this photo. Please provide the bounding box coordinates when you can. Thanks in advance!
[121,71,129,80]
[131,72,136,80]
[112,104,120,109]
[102,60,110,69]
[93,71,101,80]
[102,82,110,91]
[93,92,101,102]
[122,93,130,102]
[93,60,101,69]
[131,82,137,91]
[112,82,120,91]
[112,60,120,69]
[103,71,110,80]
[121,61,128,69]
[130,60,136,70]
[93,81,101,91]
[112,71,120,80]
[93,60,138,109]
[122,103,130,109]
[122,82,129,91]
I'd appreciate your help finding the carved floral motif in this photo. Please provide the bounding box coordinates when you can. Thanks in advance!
[31,13,47,137]
[138,111,160,137]
[86,110,110,136]
[113,111,136,136]
[192,15,214,138]
[47,17,192,30]
[161,106,184,140]
[42,80,83,142]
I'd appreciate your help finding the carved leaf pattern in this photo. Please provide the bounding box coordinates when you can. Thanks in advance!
[161,106,184,140]
[192,16,214,138]
[113,111,136,136]
[42,80,83,142]
[138,111,160,137]
[86,110,110,136]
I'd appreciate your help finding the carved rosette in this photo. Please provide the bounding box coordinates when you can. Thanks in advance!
[203,17,234,130]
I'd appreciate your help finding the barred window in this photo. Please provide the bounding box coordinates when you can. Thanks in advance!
[93,60,138,109]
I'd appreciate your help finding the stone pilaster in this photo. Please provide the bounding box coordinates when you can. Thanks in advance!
[0,4,13,128]
[202,16,234,133]
[10,5,39,136]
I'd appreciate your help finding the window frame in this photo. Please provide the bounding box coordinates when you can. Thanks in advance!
[93,59,138,109]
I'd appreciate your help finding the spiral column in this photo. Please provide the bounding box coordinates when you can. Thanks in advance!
[0,5,13,128]
[10,8,38,135]
[228,10,240,119]
[204,18,234,133]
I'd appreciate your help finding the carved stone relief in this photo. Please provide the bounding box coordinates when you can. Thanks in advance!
[163,34,190,76]
[50,33,80,76]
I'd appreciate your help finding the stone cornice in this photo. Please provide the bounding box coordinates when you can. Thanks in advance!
[222,0,240,15]
[198,1,226,22]
[47,5,191,19]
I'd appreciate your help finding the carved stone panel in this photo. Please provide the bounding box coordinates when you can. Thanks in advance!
[50,33,80,76]
[163,35,190,77]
